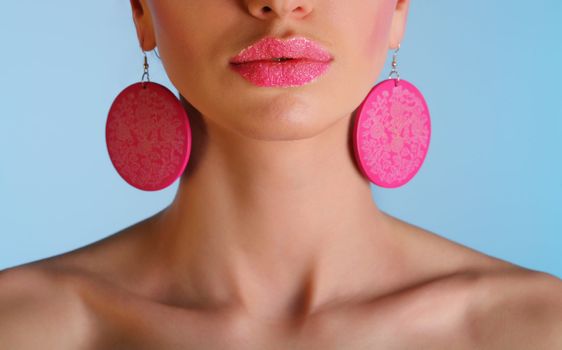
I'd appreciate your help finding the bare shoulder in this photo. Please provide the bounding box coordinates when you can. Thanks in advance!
[374,213,562,348]
[0,215,162,348]
[394,268,562,350]
[468,268,562,350]
[382,212,526,274]
[5,211,160,290]
[0,265,95,349]
[369,255,562,349]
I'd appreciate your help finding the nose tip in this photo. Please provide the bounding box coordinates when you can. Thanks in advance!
[246,0,313,20]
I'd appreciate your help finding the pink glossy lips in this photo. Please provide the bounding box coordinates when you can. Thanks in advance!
[229,36,333,88]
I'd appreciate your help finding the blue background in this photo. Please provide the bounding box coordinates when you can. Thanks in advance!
[1,1,561,277]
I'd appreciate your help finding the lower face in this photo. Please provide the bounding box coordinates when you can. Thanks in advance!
[147,0,397,141]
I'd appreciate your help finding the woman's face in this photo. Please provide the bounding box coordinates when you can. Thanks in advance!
[131,0,409,140]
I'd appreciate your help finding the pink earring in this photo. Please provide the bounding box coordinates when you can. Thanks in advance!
[353,43,431,188]
[105,49,192,191]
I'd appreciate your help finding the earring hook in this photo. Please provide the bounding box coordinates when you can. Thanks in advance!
[388,43,401,85]
[141,50,151,88]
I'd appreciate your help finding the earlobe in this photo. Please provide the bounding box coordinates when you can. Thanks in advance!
[129,0,157,51]
[388,0,410,49]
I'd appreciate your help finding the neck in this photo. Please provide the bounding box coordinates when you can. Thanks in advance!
[149,103,398,322]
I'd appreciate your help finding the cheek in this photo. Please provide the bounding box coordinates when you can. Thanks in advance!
[364,3,394,58]
[149,3,204,90]
[151,5,194,52]
[150,1,219,60]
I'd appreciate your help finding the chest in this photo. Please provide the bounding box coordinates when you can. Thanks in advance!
[76,271,482,350]
[83,293,474,350]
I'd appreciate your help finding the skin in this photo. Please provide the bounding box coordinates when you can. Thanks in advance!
[1,0,562,349]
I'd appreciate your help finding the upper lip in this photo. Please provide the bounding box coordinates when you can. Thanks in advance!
[229,36,333,64]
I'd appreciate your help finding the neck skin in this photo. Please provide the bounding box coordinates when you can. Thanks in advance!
[148,101,401,322]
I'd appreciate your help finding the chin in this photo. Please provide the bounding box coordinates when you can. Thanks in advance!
[219,105,345,142]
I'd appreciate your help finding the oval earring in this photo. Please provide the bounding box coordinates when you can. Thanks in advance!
[105,50,192,191]
[353,43,431,188]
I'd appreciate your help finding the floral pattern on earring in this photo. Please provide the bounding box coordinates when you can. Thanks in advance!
[353,79,431,188]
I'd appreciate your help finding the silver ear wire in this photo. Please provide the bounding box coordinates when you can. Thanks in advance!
[141,50,151,87]
[387,43,401,84]
[154,47,161,60]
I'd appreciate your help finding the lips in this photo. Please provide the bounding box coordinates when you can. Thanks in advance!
[229,36,333,64]
[229,36,334,87]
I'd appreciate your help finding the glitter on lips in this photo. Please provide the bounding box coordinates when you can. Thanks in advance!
[229,37,333,88]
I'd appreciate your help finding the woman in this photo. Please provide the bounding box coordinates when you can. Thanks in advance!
[1,0,561,348]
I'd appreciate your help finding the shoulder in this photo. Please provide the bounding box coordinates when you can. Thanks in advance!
[380,214,562,348]
[382,268,562,350]
[383,212,522,275]
[0,218,162,348]
[0,265,95,349]
[467,268,562,350]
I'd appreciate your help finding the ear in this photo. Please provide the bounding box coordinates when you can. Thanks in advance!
[388,0,410,49]
[129,0,157,51]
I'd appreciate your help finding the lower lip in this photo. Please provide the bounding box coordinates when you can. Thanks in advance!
[229,59,332,87]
